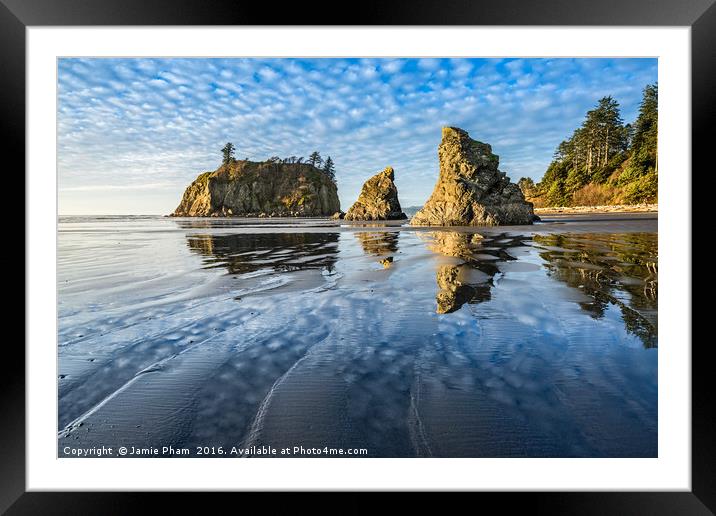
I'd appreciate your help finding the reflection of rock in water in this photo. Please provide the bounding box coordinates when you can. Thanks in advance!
[379,257,394,269]
[435,265,492,314]
[424,232,483,261]
[354,231,399,267]
[421,231,525,314]
[187,232,339,275]
[534,233,658,348]
[354,231,399,256]
[424,231,520,265]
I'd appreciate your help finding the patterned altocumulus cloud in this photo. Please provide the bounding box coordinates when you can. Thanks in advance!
[58,57,657,214]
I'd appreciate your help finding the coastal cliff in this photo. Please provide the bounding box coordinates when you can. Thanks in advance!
[411,127,534,226]
[172,160,340,217]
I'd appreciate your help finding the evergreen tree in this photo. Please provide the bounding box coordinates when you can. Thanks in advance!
[535,84,658,206]
[323,156,336,183]
[308,151,323,168]
[546,179,567,207]
[620,83,658,202]
[536,95,628,202]
[221,142,235,165]
[629,83,658,175]
[623,123,634,149]
[594,96,626,167]
[517,177,536,197]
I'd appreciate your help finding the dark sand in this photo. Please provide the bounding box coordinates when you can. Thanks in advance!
[58,213,657,457]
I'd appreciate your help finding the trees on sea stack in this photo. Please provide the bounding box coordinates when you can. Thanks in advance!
[323,156,335,183]
[308,151,323,168]
[217,141,338,184]
[221,142,236,165]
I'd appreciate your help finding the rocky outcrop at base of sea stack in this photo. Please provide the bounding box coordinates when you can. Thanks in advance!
[344,167,407,221]
[172,160,340,217]
[410,127,534,226]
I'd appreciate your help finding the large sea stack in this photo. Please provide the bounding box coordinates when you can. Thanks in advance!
[411,127,534,226]
[172,160,340,217]
[344,166,407,221]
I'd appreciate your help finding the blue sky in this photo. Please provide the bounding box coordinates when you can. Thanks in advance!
[58,57,657,215]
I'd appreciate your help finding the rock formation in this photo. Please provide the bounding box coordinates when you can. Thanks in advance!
[172,160,340,217]
[411,127,534,226]
[344,167,407,221]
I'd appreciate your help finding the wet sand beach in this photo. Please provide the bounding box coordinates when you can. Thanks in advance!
[58,213,657,457]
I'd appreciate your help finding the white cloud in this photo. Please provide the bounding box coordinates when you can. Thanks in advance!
[60,182,179,192]
[417,58,440,71]
[58,57,657,214]
[258,67,280,82]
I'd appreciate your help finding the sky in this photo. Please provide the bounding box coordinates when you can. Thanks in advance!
[58,57,657,215]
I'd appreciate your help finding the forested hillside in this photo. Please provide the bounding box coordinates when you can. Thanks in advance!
[523,84,657,207]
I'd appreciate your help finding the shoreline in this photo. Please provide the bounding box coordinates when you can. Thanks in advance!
[534,203,657,215]
[61,212,657,237]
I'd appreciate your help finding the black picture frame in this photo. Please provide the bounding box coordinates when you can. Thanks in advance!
[4,0,710,513]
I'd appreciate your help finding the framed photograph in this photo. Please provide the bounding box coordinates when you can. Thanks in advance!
[7,0,710,512]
